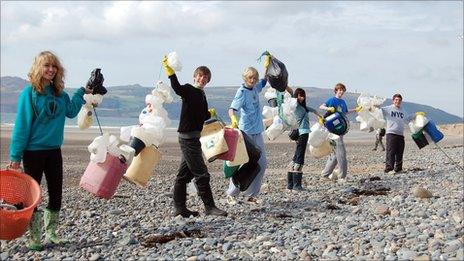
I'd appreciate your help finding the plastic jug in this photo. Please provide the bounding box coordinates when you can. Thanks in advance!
[216,128,239,161]
[226,130,249,167]
[412,131,429,149]
[423,121,444,143]
[324,112,350,135]
[308,123,330,147]
[200,119,228,162]
[124,145,162,187]
[80,153,127,199]
[223,161,240,178]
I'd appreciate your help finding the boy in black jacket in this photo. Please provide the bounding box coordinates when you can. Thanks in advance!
[162,56,227,217]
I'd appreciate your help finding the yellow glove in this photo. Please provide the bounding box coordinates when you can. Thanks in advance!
[208,108,217,118]
[327,107,336,113]
[355,106,362,112]
[230,114,239,129]
[318,116,325,126]
[162,56,175,77]
[415,111,425,116]
[264,55,271,69]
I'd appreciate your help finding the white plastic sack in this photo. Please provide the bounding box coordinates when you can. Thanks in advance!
[120,125,136,142]
[167,51,182,72]
[356,99,386,131]
[262,106,278,120]
[357,93,385,109]
[83,94,103,106]
[309,140,333,159]
[155,81,173,104]
[106,135,121,157]
[131,126,157,148]
[145,94,164,108]
[142,124,166,148]
[264,87,277,100]
[77,105,93,130]
[88,133,110,163]
[308,123,330,147]
[265,116,284,140]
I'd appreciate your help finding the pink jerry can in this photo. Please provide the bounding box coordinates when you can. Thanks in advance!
[216,128,239,161]
[80,154,127,199]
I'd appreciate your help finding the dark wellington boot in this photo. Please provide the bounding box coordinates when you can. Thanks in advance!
[287,172,293,190]
[293,172,305,191]
[197,183,227,217]
[172,182,199,217]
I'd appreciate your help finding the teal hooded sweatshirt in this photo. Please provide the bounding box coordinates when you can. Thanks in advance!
[9,85,85,162]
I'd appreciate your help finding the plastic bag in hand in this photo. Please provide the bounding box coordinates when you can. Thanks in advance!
[265,56,288,92]
[167,52,182,72]
[86,68,107,95]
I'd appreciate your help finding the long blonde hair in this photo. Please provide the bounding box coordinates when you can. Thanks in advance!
[28,51,65,95]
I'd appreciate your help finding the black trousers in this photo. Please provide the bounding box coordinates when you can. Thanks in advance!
[22,148,63,211]
[385,134,405,171]
[292,133,309,165]
[175,137,210,187]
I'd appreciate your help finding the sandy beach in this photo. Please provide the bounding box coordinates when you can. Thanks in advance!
[1,124,463,260]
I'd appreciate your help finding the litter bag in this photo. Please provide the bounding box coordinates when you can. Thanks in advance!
[266,56,288,92]
[167,51,182,72]
[86,68,107,95]
[231,132,261,191]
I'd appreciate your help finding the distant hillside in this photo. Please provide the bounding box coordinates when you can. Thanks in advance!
[1,76,462,124]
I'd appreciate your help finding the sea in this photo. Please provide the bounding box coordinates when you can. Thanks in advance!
[0,112,180,129]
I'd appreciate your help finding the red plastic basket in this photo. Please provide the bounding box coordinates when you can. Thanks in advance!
[0,170,42,240]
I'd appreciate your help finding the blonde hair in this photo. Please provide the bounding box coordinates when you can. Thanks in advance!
[28,51,65,95]
[242,67,259,81]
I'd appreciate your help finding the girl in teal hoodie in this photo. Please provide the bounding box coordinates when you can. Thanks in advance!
[8,51,91,250]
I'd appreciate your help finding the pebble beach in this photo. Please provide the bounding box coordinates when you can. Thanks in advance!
[1,124,463,260]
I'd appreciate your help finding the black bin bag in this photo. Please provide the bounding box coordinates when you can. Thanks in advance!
[87,68,107,95]
[266,56,288,92]
[231,131,262,191]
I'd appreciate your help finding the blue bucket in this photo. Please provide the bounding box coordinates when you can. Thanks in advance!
[423,121,444,143]
[324,112,349,135]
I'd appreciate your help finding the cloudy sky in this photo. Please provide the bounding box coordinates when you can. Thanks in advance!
[2,1,463,117]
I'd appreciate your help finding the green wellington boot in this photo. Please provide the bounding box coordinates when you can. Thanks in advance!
[44,209,68,244]
[27,211,43,251]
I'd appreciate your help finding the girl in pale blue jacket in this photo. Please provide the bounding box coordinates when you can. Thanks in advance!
[9,51,91,250]
[288,88,323,191]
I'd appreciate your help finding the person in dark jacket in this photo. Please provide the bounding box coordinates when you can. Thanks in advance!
[162,56,227,217]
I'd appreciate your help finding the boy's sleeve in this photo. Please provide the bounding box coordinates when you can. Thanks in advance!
[168,74,186,97]
[65,87,85,118]
[230,88,245,111]
[255,79,267,93]
[10,88,34,162]
[324,97,333,107]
